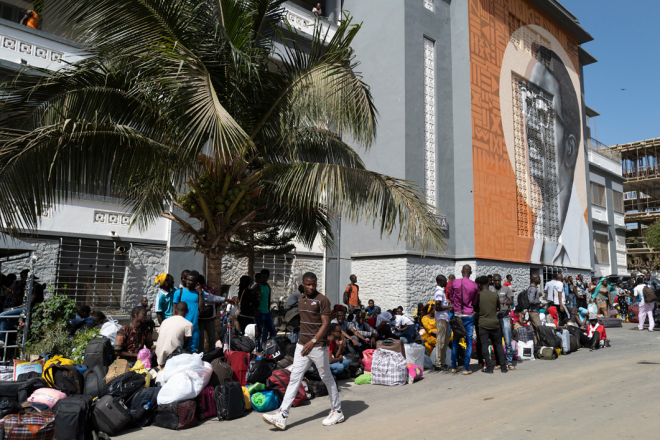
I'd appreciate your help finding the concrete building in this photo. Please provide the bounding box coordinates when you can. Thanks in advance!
[2,0,603,313]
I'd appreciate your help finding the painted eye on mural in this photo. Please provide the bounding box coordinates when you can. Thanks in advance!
[564,134,578,168]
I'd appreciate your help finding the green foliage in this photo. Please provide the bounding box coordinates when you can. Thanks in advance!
[27,293,78,345]
[25,326,73,358]
[227,226,296,276]
[644,220,660,251]
[70,328,101,364]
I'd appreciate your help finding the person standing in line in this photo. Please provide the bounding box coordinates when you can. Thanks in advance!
[262,272,343,430]
[491,274,515,370]
[173,271,204,352]
[634,276,655,332]
[475,276,507,374]
[544,273,558,308]
[154,273,176,325]
[575,274,588,309]
[503,274,516,293]
[527,274,542,345]
[433,275,451,372]
[155,302,193,366]
[343,275,360,313]
[555,273,569,325]
[178,269,190,289]
[197,275,232,351]
[236,276,259,332]
[447,265,479,375]
[255,269,277,347]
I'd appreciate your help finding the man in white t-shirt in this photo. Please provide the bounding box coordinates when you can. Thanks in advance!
[633,276,655,332]
[433,274,451,371]
[312,3,322,17]
[391,312,416,343]
[156,302,193,366]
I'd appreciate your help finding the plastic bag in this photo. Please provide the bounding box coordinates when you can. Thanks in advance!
[404,343,425,369]
[100,317,122,345]
[242,386,252,410]
[137,347,152,370]
[130,360,151,387]
[156,353,213,405]
[246,382,265,394]
[423,347,435,369]
[354,373,372,385]
[362,349,375,372]
[250,391,279,412]
[406,363,423,384]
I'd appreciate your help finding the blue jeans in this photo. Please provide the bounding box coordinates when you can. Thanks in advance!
[329,358,350,375]
[0,308,23,332]
[399,327,417,344]
[499,316,513,366]
[451,315,474,371]
[255,312,277,346]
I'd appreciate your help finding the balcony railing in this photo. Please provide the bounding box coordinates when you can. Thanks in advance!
[589,138,621,162]
[281,2,338,41]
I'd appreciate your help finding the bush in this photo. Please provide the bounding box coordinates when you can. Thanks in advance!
[71,328,101,364]
[25,326,74,358]
[23,292,78,356]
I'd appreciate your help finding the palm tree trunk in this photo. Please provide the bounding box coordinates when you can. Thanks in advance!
[248,252,255,279]
[207,252,223,289]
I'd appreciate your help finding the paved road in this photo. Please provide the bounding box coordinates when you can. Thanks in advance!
[120,323,659,440]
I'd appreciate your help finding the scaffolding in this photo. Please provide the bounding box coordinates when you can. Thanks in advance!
[611,137,660,258]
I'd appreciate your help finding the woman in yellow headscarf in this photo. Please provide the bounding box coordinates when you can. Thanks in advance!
[421,302,437,356]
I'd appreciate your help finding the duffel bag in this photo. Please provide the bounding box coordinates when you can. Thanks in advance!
[195,386,216,420]
[3,410,55,440]
[153,399,197,430]
[371,348,407,387]
[265,369,306,406]
[308,380,328,397]
[103,371,146,403]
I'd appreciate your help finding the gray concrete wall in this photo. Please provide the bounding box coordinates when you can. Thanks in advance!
[0,238,59,287]
[123,244,168,312]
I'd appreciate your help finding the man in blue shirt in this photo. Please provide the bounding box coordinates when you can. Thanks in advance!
[173,271,204,351]
[154,273,175,324]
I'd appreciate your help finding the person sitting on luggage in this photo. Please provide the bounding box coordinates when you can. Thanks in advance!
[580,314,606,351]
[327,324,350,376]
[392,308,416,343]
[155,302,193,366]
[115,306,154,360]
[330,309,358,348]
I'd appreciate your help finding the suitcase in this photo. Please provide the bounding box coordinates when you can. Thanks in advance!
[600,317,623,328]
[53,395,94,440]
[629,306,639,323]
[92,395,131,436]
[569,334,578,353]
[226,352,250,386]
[83,338,113,369]
[213,382,245,421]
[554,329,570,354]
[376,339,406,358]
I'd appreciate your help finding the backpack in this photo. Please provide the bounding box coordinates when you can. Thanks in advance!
[265,369,306,407]
[642,285,657,304]
[102,372,146,403]
[213,381,245,421]
[82,365,107,399]
[344,353,364,378]
[44,365,83,396]
[195,386,216,420]
[230,335,255,354]
[91,395,131,436]
[537,346,557,360]
[263,340,284,362]
[52,395,94,440]
[536,326,560,349]
[83,338,113,369]
[245,359,274,385]
[152,399,197,430]
[517,288,531,310]
[129,386,160,427]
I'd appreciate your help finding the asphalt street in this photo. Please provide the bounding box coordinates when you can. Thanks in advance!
[120,322,659,440]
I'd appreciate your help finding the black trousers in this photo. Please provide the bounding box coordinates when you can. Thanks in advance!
[578,330,600,349]
[479,326,505,370]
[576,297,588,310]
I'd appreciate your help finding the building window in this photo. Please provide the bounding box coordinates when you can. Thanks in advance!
[0,2,24,24]
[613,190,624,213]
[594,232,609,265]
[424,37,436,207]
[55,238,127,311]
[423,0,433,11]
[591,182,606,208]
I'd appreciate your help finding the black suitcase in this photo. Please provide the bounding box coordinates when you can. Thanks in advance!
[129,387,160,427]
[569,334,578,353]
[0,381,27,400]
[83,338,113,369]
[245,359,274,384]
[213,382,245,421]
[17,377,47,403]
[92,395,131,436]
[83,365,107,399]
[53,395,94,440]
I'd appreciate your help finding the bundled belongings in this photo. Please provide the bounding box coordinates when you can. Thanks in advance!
[250,391,278,412]
[92,395,131,436]
[213,381,246,421]
[156,353,213,405]
[104,360,129,383]
[3,410,55,440]
[406,363,423,384]
[52,395,94,440]
[153,400,198,431]
[27,388,66,409]
[371,348,407,387]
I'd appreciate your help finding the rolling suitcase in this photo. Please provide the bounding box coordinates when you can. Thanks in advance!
[569,334,578,353]
[224,325,249,385]
[92,395,131,436]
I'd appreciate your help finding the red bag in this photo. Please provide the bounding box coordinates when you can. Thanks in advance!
[362,349,375,372]
[195,386,216,420]
[630,306,639,323]
[226,351,249,386]
[266,369,306,407]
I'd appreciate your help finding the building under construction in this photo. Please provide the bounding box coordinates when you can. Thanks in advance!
[611,137,660,270]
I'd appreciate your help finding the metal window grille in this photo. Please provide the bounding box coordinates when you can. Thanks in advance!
[594,233,610,265]
[54,238,127,312]
[424,37,436,207]
[254,254,294,299]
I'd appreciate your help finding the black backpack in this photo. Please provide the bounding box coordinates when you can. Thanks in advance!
[83,365,108,399]
[103,372,146,403]
[129,387,160,427]
[0,398,21,418]
[245,359,274,384]
[230,335,255,353]
[537,326,560,349]
[213,382,245,421]
[263,339,284,362]
[344,353,364,378]
[83,338,113,369]
[517,288,531,310]
[308,380,328,398]
[47,365,84,395]
[17,377,48,403]
[53,395,94,440]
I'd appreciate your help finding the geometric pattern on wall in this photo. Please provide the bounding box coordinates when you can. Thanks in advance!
[423,37,436,207]
[423,0,433,11]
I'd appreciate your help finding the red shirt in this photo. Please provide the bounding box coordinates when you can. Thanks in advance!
[504,281,512,287]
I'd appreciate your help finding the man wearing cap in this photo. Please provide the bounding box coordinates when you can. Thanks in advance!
[582,314,606,350]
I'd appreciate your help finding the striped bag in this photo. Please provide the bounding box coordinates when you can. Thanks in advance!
[371,349,407,387]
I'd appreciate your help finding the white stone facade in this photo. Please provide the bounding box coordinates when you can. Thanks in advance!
[123,245,168,312]
[0,238,59,288]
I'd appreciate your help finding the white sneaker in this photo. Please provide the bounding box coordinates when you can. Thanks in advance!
[262,411,287,430]
[322,410,344,426]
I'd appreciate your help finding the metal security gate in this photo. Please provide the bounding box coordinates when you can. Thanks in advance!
[254,254,294,300]
[54,238,127,312]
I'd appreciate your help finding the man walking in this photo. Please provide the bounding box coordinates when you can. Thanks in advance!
[262,272,342,430]
[634,276,655,332]
[476,276,507,374]
[343,275,360,313]
[490,274,514,370]
[528,274,542,345]
[447,265,479,375]
[433,275,451,372]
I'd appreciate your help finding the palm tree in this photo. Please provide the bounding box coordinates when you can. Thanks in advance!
[0,0,447,288]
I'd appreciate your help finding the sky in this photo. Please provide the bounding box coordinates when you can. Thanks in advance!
[561,0,660,146]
